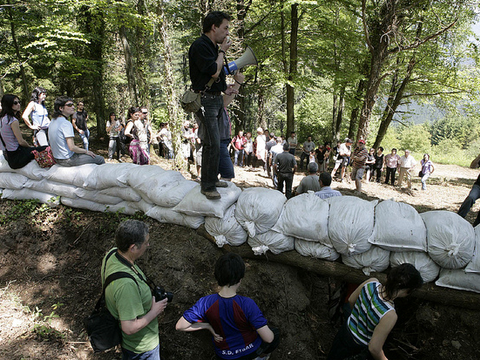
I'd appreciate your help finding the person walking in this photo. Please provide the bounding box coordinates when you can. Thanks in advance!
[420,153,434,190]
[274,142,297,199]
[397,150,417,189]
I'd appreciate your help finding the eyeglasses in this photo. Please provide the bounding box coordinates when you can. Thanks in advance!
[13,101,20,105]
[65,103,75,107]
[142,112,148,115]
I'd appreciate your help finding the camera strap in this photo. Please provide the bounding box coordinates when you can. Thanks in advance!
[114,251,157,290]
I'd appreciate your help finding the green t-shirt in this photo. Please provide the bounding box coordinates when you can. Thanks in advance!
[101,248,159,353]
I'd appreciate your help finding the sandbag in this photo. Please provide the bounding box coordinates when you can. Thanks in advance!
[235,188,286,237]
[421,211,475,269]
[370,200,426,252]
[99,187,142,203]
[341,246,390,276]
[60,197,137,215]
[117,164,166,189]
[145,206,204,229]
[272,192,330,245]
[435,269,480,294]
[153,180,199,208]
[0,155,49,180]
[390,252,440,283]
[74,188,123,205]
[128,170,186,206]
[0,172,28,190]
[24,179,77,198]
[465,224,480,274]
[2,188,59,206]
[173,181,241,218]
[205,205,247,247]
[248,230,295,255]
[84,163,137,189]
[328,196,377,256]
[46,164,98,187]
[295,239,340,261]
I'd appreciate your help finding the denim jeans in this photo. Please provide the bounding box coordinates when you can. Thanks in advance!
[219,139,235,179]
[122,344,160,360]
[458,184,480,218]
[277,172,294,199]
[55,152,105,167]
[421,173,430,190]
[79,128,90,151]
[234,149,244,166]
[108,137,122,160]
[196,94,223,191]
[385,167,396,185]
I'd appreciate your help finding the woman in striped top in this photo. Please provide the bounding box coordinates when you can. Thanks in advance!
[327,263,423,360]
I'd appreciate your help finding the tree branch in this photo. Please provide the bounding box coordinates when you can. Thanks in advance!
[362,0,373,51]
[403,90,464,98]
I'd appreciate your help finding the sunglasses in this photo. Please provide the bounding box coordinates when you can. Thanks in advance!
[65,103,75,107]
[13,101,20,105]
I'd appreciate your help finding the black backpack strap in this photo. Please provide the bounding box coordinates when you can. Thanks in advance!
[95,271,138,312]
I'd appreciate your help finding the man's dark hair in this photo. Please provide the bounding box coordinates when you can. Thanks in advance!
[214,253,245,287]
[378,147,384,152]
[115,220,149,252]
[203,11,231,33]
[52,96,73,119]
[384,263,423,299]
[283,142,290,151]
[319,172,332,187]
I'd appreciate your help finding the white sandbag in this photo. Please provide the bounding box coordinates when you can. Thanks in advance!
[435,269,480,294]
[248,230,295,255]
[390,252,440,283]
[2,188,59,206]
[24,179,77,198]
[0,152,8,172]
[46,164,98,187]
[74,188,123,205]
[327,196,377,256]
[370,200,427,252]
[205,205,247,247]
[84,163,137,189]
[295,239,340,261]
[99,187,142,203]
[118,164,166,188]
[131,170,186,206]
[235,187,286,237]
[0,172,28,190]
[465,225,480,274]
[154,180,199,208]
[145,206,204,229]
[60,197,137,215]
[173,181,241,218]
[272,192,330,245]
[341,246,390,276]
[421,211,475,269]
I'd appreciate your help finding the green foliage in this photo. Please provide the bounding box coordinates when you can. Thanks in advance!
[0,199,40,225]
[399,124,431,153]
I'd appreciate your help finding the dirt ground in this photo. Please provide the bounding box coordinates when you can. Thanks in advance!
[1,136,480,360]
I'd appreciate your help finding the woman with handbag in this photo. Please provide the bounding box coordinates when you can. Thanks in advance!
[125,107,149,165]
[420,153,434,191]
[0,94,48,169]
[21,86,51,146]
[327,263,423,360]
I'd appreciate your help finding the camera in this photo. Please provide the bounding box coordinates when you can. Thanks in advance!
[153,286,173,303]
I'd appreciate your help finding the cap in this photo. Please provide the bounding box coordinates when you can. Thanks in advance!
[358,139,365,144]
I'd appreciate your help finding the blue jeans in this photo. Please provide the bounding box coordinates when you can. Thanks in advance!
[55,153,105,166]
[122,344,160,360]
[458,184,480,218]
[79,128,90,151]
[421,173,430,190]
[219,139,235,179]
[196,94,223,191]
[234,149,244,166]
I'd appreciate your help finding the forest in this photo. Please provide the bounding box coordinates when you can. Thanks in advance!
[1,0,480,166]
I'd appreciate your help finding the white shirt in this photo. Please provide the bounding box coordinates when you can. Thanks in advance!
[399,155,416,168]
[338,143,351,157]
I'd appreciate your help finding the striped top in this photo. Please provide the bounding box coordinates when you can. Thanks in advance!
[347,281,395,346]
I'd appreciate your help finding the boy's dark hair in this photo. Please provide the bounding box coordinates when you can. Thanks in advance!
[384,263,423,299]
[115,220,149,252]
[214,253,245,287]
[52,96,73,119]
[378,147,384,152]
[319,172,332,187]
[283,142,290,151]
[203,11,231,33]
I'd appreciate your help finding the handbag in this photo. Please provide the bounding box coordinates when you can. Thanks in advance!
[180,78,215,113]
[84,250,138,353]
[32,146,56,168]
[418,170,423,177]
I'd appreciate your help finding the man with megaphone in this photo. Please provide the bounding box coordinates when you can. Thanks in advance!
[189,11,238,200]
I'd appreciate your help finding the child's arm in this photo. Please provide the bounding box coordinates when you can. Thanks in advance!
[175,316,223,342]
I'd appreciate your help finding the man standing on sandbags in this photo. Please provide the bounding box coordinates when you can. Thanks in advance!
[189,11,238,200]
[274,142,297,199]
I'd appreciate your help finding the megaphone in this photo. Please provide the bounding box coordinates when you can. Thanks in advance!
[224,46,258,74]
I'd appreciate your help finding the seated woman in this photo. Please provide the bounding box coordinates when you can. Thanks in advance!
[48,96,104,167]
[327,263,423,360]
[0,94,48,169]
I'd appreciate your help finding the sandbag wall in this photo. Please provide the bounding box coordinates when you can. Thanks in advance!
[1,153,479,294]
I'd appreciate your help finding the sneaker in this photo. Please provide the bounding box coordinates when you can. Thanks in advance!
[201,189,221,200]
[215,181,228,188]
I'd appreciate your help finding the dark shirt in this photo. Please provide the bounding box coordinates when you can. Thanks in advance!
[475,173,480,187]
[374,153,384,169]
[265,139,276,152]
[315,148,326,164]
[73,110,88,131]
[275,151,297,173]
[189,34,227,93]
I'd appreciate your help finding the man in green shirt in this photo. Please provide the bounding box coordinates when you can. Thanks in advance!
[101,220,168,360]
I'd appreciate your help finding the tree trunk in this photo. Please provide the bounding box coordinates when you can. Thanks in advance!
[332,94,338,141]
[348,80,365,140]
[286,3,298,136]
[135,0,149,106]
[8,8,29,106]
[119,25,138,105]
